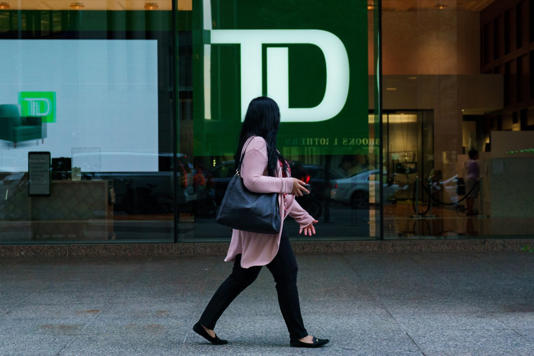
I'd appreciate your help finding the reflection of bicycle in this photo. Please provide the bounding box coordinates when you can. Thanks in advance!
[412,174,478,217]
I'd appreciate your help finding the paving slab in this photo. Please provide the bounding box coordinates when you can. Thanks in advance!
[516,328,534,342]
[407,329,534,356]
[488,309,534,330]
[59,333,181,356]
[0,252,533,355]
[389,310,506,333]
[3,303,106,321]
[0,314,96,337]
[0,335,72,356]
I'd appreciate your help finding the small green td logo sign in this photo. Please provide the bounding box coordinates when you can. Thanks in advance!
[19,92,56,123]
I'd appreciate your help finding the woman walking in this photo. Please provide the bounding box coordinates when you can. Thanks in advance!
[192,97,329,348]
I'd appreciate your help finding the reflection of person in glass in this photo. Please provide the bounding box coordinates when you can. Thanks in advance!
[464,149,480,216]
[193,97,329,348]
[192,160,207,192]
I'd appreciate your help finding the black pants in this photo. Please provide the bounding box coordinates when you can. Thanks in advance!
[198,231,308,341]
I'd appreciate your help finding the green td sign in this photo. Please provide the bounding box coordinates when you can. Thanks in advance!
[19,91,56,123]
[193,0,368,156]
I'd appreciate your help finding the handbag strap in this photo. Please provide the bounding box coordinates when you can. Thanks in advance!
[236,136,256,175]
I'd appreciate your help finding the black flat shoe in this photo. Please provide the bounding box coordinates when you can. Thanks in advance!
[290,336,330,348]
[192,322,228,345]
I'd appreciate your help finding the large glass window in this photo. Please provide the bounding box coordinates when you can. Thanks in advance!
[178,0,380,241]
[0,3,178,242]
[1,0,532,244]
[382,0,534,238]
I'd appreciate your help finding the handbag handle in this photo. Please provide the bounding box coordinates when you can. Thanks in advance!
[236,136,256,176]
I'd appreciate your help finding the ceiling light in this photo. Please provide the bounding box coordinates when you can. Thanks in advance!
[368,114,418,124]
[144,2,159,10]
[69,2,85,10]
[367,1,375,11]
[0,1,10,9]
[436,3,447,10]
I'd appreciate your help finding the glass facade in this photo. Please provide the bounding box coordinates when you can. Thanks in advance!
[0,4,179,242]
[0,0,532,244]
[382,0,534,238]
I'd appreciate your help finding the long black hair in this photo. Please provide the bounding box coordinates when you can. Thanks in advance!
[235,96,288,176]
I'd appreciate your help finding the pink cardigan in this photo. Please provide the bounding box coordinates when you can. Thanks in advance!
[224,136,315,268]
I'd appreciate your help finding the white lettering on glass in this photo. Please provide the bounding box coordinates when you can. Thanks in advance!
[209,29,350,122]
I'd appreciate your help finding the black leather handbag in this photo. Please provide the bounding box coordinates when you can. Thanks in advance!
[215,142,281,234]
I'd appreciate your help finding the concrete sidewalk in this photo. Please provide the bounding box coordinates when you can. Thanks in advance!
[1,252,533,355]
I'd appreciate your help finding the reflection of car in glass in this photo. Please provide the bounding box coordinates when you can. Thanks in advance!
[330,170,401,208]
[289,163,344,219]
[290,163,342,200]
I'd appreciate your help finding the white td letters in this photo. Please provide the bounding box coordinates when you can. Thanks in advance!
[23,98,51,116]
[209,29,350,122]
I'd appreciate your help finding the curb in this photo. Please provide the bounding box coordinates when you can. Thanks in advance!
[1,239,533,258]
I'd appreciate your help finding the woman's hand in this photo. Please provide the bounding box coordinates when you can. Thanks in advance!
[299,220,318,236]
[291,178,310,197]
